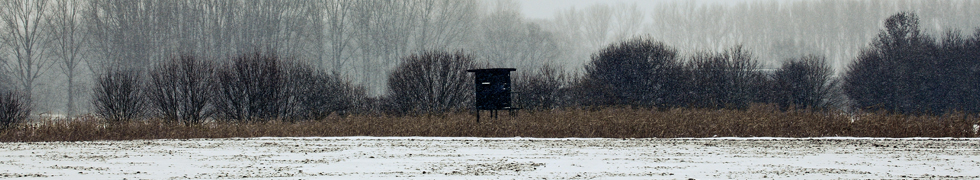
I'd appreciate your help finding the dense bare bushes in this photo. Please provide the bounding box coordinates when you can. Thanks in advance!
[572,39,836,111]
[770,55,840,110]
[0,62,31,130]
[86,52,364,123]
[92,68,144,123]
[579,38,684,108]
[213,52,294,121]
[684,46,768,109]
[290,64,366,119]
[212,52,365,122]
[0,91,30,129]
[387,51,474,115]
[514,65,569,110]
[146,55,216,124]
[845,12,980,114]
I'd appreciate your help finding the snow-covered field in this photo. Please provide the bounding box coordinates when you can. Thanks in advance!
[1,137,978,179]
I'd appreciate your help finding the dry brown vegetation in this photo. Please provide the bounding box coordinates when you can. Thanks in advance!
[1,104,977,142]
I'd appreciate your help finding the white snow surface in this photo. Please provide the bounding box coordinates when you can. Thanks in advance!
[1,137,979,179]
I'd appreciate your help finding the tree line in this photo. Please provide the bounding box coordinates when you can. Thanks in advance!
[384,12,980,117]
[525,12,979,115]
[5,0,980,116]
[845,12,980,114]
[0,0,561,115]
[1,0,980,126]
[515,39,840,111]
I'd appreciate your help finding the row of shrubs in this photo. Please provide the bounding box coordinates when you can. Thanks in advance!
[845,12,980,114]
[512,42,840,112]
[0,50,477,126]
[378,40,836,116]
[90,52,365,124]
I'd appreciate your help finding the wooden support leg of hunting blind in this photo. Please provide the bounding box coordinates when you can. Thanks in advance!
[474,109,517,122]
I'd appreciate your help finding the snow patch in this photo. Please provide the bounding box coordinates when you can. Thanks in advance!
[1,137,977,179]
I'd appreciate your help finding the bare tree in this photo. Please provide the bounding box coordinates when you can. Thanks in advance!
[0,65,8,92]
[351,0,419,95]
[415,0,478,50]
[844,12,980,114]
[844,12,939,113]
[343,0,479,95]
[476,7,561,70]
[771,55,839,110]
[937,29,980,113]
[582,4,612,50]
[544,2,645,72]
[213,52,291,122]
[580,38,683,108]
[145,54,215,124]
[514,64,568,110]
[387,50,474,115]
[0,90,30,129]
[289,64,365,119]
[312,0,357,72]
[0,0,52,101]
[84,0,165,72]
[686,46,765,109]
[47,0,86,119]
[0,65,21,122]
[610,3,645,42]
[92,68,143,123]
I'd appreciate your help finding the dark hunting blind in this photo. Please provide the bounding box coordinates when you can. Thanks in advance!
[467,68,517,122]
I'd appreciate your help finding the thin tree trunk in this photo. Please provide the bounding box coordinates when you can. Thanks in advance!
[66,71,74,120]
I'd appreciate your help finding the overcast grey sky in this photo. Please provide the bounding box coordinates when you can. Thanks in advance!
[519,0,747,20]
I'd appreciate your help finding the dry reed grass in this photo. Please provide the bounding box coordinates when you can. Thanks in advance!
[2,104,977,142]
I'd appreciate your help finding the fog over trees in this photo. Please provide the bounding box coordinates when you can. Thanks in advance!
[2,0,980,116]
